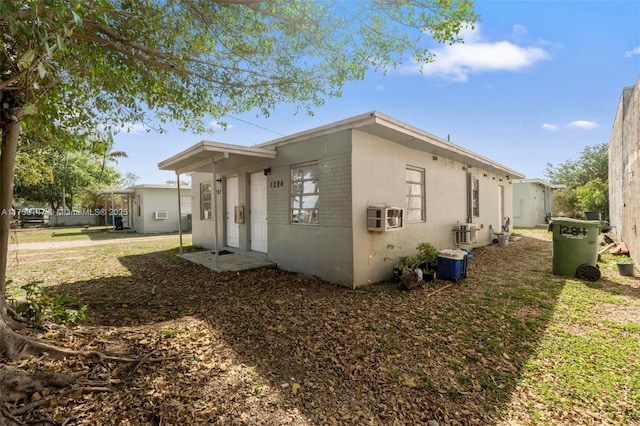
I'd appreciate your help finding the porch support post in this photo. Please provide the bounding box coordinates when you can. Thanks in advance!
[111,193,115,231]
[212,158,219,268]
[176,172,183,255]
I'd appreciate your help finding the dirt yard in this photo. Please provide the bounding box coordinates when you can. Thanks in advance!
[3,229,639,425]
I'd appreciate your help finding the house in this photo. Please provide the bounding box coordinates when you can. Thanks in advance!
[512,179,565,228]
[159,111,524,288]
[609,74,640,265]
[99,184,192,234]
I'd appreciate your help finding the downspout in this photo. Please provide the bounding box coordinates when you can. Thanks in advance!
[176,172,183,254]
[212,158,219,269]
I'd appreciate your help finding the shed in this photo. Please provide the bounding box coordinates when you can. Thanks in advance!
[159,111,525,288]
[99,185,192,234]
[512,179,565,228]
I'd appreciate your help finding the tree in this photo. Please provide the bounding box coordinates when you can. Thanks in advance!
[122,172,139,188]
[545,143,609,218]
[92,134,128,184]
[14,150,122,210]
[0,0,477,420]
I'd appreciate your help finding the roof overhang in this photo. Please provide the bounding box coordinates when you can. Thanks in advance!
[257,111,525,179]
[158,141,277,175]
[513,178,565,189]
[97,188,136,195]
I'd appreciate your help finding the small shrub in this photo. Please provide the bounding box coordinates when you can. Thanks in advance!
[416,242,438,264]
[15,281,88,326]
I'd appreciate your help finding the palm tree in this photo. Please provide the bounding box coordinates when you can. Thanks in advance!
[95,135,127,184]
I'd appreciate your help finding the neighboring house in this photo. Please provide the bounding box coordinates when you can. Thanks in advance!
[512,179,565,228]
[159,111,524,288]
[100,185,192,234]
[609,74,640,265]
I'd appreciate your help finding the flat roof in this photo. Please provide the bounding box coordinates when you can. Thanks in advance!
[512,178,565,189]
[158,111,525,179]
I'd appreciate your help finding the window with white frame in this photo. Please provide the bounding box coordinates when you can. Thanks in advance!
[200,182,212,220]
[291,163,319,224]
[472,178,479,217]
[406,166,425,222]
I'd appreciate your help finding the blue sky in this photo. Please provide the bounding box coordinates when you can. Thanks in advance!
[111,0,640,186]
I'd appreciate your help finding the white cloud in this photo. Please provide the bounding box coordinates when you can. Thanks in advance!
[542,123,558,131]
[567,120,599,129]
[411,24,550,82]
[624,46,640,57]
[375,84,385,90]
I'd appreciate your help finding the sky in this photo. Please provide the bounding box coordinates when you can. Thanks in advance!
[110,0,640,186]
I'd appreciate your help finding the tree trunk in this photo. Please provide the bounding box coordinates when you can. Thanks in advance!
[0,108,25,426]
[0,107,22,324]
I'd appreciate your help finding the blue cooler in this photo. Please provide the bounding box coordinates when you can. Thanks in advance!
[437,249,468,282]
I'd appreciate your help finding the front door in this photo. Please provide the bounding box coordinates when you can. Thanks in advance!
[250,172,268,253]
[226,176,239,248]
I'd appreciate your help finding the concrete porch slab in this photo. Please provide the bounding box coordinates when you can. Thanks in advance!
[178,250,276,272]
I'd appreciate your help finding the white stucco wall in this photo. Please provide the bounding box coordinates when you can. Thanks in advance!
[350,130,515,287]
[513,180,556,228]
[132,186,191,234]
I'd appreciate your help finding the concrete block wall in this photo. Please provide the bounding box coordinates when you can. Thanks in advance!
[609,75,640,265]
[316,154,352,228]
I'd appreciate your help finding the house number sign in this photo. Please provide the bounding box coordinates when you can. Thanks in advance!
[559,225,588,238]
[270,180,284,189]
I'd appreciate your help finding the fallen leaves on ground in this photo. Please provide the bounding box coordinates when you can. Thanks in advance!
[3,230,639,425]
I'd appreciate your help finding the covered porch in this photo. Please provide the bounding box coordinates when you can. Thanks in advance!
[158,140,277,267]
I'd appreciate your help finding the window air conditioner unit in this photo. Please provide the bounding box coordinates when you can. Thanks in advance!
[367,206,404,232]
[455,223,477,244]
[154,211,168,220]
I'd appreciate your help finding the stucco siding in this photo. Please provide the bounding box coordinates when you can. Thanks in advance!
[351,130,514,287]
[134,187,191,234]
[513,181,556,228]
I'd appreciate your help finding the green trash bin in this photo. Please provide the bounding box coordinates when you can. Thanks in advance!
[549,217,601,281]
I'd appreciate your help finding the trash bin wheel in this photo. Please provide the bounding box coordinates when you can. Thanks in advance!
[576,264,601,282]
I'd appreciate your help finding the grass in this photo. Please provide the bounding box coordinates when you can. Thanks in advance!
[9,225,189,244]
[498,230,640,424]
[6,226,192,299]
[4,226,640,425]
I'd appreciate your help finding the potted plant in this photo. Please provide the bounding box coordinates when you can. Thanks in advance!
[416,243,438,273]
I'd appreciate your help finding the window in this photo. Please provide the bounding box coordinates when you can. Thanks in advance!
[472,178,479,217]
[291,163,319,224]
[406,166,424,222]
[136,195,141,217]
[200,182,212,220]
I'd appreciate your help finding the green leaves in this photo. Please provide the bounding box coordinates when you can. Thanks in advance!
[15,281,88,326]
[546,143,608,218]
[3,0,478,141]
